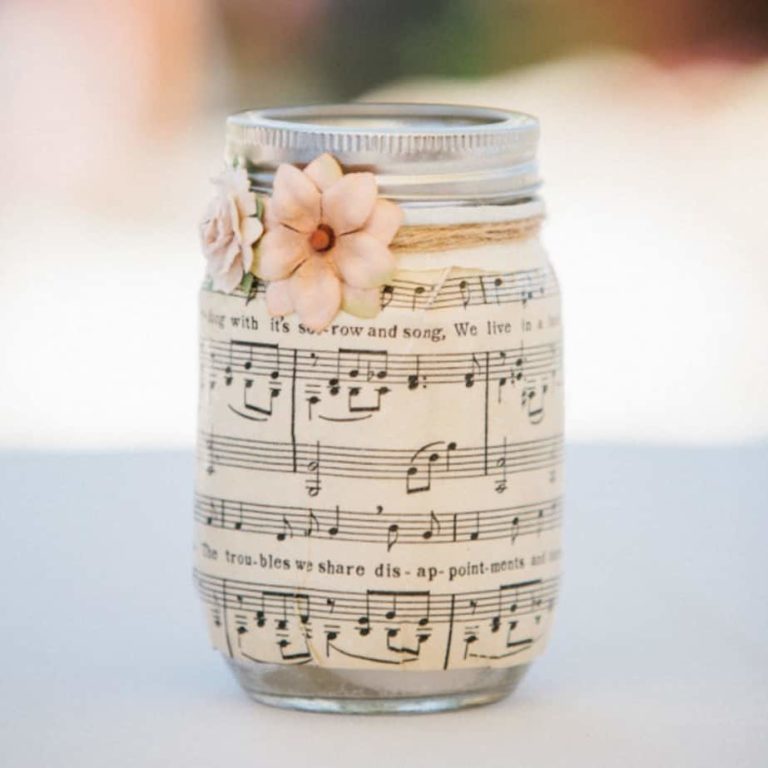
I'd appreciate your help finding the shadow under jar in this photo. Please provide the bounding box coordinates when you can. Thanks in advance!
[195,103,564,714]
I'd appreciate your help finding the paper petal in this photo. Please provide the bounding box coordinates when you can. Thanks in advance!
[341,285,381,319]
[332,232,396,289]
[322,173,378,234]
[271,163,321,232]
[304,153,344,192]
[288,256,342,332]
[206,236,240,279]
[240,214,264,246]
[363,199,404,245]
[265,280,294,316]
[239,217,264,273]
[235,189,257,219]
[212,261,243,293]
[254,226,309,280]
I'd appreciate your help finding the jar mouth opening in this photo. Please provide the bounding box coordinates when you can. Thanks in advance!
[230,103,537,135]
[226,103,540,205]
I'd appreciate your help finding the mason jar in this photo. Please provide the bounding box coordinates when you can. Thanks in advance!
[195,103,563,713]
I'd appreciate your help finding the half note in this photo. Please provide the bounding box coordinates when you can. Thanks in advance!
[305,441,321,497]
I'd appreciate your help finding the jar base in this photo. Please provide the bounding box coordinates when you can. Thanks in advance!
[225,657,529,714]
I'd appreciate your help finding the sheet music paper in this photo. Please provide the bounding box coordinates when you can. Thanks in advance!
[194,213,564,671]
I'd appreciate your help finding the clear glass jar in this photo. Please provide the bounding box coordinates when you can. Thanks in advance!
[195,103,563,713]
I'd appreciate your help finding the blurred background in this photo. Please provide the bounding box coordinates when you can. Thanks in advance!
[1,0,767,449]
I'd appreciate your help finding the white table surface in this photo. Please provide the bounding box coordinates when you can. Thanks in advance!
[1,444,766,767]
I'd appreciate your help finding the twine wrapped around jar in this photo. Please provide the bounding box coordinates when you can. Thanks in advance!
[391,216,543,253]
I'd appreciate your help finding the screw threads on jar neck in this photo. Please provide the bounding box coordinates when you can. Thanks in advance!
[226,103,540,205]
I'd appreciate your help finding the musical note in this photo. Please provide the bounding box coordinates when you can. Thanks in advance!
[459,279,471,308]
[305,385,321,420]
[305,441,321,497]
[407,355,425,390]
[259,591,312,662]
[204,432,217,475]
[480,275,504,305]
[356,610,371,636]
[520,271,534,308]
[381,284,395,308]
[387,523,399,552]
[370,590,431,626]
[522,381,548,424]
[350,384,389,416]
[328,505,340,537]
[495,438,509,494]
[304,510,320,537]
[411,285,426,311]
[297,594,311,625]
[226,340,282,420]
[276,516,293,542]
[255,593,266,627]
[422,511,441,540]
[341,348,388,383]
[307,349,393,422]
[464,353,482,388]
[469,510,480,541]
[406,441,458,494]
[512,353,524,387]
[463,631,479,659]
[384,594,397,621]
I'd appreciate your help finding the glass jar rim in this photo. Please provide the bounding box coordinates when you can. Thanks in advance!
[226,103,540,204]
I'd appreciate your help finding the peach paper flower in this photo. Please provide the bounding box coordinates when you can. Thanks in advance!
[254,153,403,331]
[200,167,264,292]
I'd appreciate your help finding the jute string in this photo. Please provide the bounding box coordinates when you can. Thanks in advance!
[390,215,542,253]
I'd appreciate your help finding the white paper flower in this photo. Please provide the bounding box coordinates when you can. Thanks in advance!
[200,167,264,292]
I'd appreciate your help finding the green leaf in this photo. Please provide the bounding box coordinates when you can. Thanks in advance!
[240,272,254,295]
[245,276,260,306]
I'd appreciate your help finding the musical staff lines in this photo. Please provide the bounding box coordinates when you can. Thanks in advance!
[201,339,561,392]
[201,431,562,491]
[194,492,562,548]
[196,570,558,668]
[195,260,564,670]
[195,571,558,627]
[223,265,559,312]
[202,340,559,435]
[382,268,557,311]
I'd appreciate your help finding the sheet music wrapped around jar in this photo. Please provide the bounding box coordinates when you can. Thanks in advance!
[195,104,564,713]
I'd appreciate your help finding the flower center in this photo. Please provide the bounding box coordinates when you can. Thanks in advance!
[309,224,335,252]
